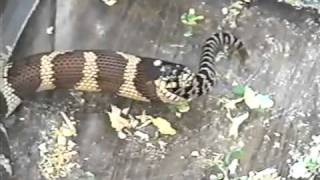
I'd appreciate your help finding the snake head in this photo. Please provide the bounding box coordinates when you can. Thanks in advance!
[158,62,195,90]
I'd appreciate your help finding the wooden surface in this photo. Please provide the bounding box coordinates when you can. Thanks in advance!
[2,0,320,179]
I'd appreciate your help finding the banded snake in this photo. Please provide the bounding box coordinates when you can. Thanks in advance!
[0,32,248,179]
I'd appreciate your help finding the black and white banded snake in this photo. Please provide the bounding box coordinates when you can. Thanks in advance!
[0,32,248,179]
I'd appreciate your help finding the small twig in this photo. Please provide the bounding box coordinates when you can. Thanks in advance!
[59,112,75,131]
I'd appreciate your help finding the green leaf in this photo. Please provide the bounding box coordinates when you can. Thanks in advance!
[224,148,245,166]
[305,158,320,172]
[180,8,204,26]
[232,85,246,97]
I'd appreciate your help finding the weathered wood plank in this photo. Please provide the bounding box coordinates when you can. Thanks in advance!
[4,0,320,179]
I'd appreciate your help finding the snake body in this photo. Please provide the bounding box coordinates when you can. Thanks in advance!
[0,32,248,179]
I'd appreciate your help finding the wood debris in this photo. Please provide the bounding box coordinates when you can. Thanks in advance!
[38,112,80,180]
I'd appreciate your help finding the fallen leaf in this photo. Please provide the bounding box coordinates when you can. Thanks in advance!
[243,87,260,109]
[60,126,76,137]
[227,111,250,138]
[121,107,130,115]
[224,147,245,166]
[57,136,67,146]
[243,87,274,109]
[256,94,274,109]
[181,8,205,26]
[38,113,79,179]
[101,0,117,6]
[151,117,177,135]
[232,85,246,97]
[107,105,131,132]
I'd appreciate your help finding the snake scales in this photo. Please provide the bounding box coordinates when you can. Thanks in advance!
[0,32,248,179]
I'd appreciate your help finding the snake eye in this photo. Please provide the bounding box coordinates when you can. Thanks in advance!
[153,59,162,67]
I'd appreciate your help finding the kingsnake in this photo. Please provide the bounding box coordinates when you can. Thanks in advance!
[0,32,248,179]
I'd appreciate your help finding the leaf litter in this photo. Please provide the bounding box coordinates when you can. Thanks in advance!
[38,112,80,180]
[106,105,177,137]
[220,85,274,138]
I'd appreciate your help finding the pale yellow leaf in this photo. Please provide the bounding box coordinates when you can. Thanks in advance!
[151,117,177,135]
[107,105,131,132]
[57,136,67,145]
[60,126,76,137]
[244,87,260,109]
